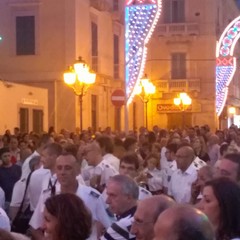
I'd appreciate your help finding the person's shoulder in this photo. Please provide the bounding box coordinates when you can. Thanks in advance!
[32,168,50,177]
[139,186,152,199]
[78,185,101,199]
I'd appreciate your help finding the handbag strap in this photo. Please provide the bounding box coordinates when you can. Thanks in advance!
[16,171,33,215]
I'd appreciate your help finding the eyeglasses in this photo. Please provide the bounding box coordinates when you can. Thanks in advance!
[131,218,154,226]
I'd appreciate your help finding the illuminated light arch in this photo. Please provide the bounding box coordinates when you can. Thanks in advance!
[216,16,240,116]
[125,0,162,105]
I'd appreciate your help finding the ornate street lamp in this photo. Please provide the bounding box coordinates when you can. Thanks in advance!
[63,56,96,132]
[135,74,156,129]
[174,92,192,129]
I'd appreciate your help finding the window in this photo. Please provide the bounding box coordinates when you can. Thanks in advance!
[113,34,119,79]
[163,0,185,23]
[171,53,186,79]
[91,22,98,72]
[16,16,35,55]
[91,95,97,132]
[19,108,29,133]
[33,109,43,133]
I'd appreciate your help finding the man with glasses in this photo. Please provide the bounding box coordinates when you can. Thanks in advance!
[130,195,175,240]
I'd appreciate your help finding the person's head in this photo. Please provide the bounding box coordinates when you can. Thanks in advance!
[113,137,126,160]
[119,153,139,178]
[208,134,219,146]
[198,178,240,239]
[131,195,175,240]
[106,175,138,215]
[14,127,20,136]
[214,153,240,182]
[175,146,195,172]
[44,193,92,240]
[0,147,11,167]
[219,143,228,158]
[9,136,19,151]
[84,141,102,166]
[165,143,178,162]
[35,134,54,153]
[154,205,214,240]
[41,143,62,171]
[145,153,159,171]
[123,136,138,153]
[96,135,114,155]
[55,153,79,188]
[196,166,213,192]
[20,147,32,162]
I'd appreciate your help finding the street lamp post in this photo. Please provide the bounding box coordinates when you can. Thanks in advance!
[135,74,156,130]
[174,92,192,129]
[63,56,96,132]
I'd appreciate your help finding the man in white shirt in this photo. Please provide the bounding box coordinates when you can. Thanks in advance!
[28,143,62,211]
[10,134,54,213]
[30,153,111,240]
[96,135,120,172]
[162,143,178,194]
[82,142,117,192]
[168,146,203,203]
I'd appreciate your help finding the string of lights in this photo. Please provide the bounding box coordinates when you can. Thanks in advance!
[216,16,240,117]
[125,0,162,105]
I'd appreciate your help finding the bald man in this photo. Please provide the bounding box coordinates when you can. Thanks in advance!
[154,205,214,240]
[130,195,175,240]
[168,146,204,203]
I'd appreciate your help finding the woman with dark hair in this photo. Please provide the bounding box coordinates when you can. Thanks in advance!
[43,193,92,240]
[198,177,240,240]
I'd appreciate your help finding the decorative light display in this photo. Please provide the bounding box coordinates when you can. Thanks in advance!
[216,16,240,116]
[125,0,162,105]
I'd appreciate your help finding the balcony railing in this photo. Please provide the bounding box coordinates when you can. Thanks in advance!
[90,0,111,12]
[156,22,199,37]
[155,79,200,92]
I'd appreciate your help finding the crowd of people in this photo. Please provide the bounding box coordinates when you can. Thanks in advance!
[0,124,240,239]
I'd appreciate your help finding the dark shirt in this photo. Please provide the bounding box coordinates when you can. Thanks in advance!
[0,164,21,201]
[196,152,210,163]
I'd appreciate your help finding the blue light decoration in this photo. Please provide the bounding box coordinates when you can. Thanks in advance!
[216,16,240,116]
[125,0,162,105]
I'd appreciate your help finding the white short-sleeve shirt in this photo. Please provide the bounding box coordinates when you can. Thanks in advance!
[168,162,198,203]
[30,184,111,239]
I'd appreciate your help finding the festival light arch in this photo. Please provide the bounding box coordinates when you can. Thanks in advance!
[216,16,240,117]
[125,0,162,105]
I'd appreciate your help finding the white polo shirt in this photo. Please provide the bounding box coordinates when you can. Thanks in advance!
[168,161,199,204]
[28,168,50,210]
[103,153,120,172]
[30,184,111,239]
[83,161,118,187]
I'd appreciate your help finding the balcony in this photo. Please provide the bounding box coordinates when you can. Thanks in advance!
[155,79,200,93]
[90,0,111,12]
[156,23,199,37]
